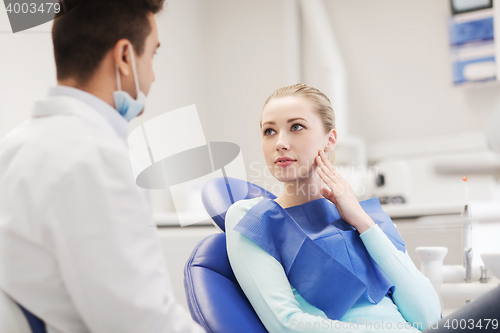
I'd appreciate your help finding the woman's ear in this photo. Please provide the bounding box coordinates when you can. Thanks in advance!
[324,129,337,152]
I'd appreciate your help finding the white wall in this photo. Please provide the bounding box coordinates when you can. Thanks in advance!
[130,0,209,213]
[0,14,56,138]
[316,0,500,144]
[195,0,288,196]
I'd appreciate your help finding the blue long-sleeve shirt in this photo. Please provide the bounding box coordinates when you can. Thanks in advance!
[226,197,441,333]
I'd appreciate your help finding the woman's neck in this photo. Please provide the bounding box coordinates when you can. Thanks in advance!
[274,174,325,209]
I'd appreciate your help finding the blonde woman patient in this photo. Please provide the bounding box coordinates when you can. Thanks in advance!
[225,84,441,333]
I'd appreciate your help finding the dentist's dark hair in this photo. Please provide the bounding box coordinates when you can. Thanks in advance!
[52,0,165,85]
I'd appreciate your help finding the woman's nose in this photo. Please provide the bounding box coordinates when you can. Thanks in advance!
[275,134,290,151]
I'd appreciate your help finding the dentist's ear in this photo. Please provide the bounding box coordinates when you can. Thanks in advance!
[113,39,133,77]
[324,129,337,152]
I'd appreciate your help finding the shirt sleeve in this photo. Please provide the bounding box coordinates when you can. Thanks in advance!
[226,198,420,333]
[359,224,442,330]
[46,145,203,333]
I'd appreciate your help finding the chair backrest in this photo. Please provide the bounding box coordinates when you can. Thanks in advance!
[201,177,276,232]
[185,178,275,332]
[184,233,267,333]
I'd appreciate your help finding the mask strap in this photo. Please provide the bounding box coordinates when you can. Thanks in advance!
[128,43,141,95]
[115,64,122,91]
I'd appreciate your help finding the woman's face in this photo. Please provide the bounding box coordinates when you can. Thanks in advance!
[261,96,336,183]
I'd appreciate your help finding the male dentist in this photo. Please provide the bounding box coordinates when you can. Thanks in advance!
[0,0,203,332]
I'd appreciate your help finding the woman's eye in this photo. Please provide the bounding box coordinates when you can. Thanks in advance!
[264,128,276,136]
[291,124,304,131]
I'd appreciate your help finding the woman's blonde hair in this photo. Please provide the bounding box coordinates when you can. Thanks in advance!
[263,83,336,165]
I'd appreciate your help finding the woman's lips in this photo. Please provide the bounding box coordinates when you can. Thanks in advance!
[275,160,296,167]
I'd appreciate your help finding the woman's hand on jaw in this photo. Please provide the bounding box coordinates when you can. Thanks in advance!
[315,150,375,234]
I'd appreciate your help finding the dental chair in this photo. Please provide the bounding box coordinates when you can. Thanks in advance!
[0,290,46,333]
[184,177,276,333]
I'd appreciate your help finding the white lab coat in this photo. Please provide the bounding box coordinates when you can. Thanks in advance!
[0,94,204,333]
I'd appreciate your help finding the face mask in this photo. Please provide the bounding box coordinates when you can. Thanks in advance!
[113,43,146,122]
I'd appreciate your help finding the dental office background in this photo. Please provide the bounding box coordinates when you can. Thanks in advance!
[1,0,500,316]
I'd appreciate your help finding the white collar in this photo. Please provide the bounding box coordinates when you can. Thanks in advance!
[45,86,128,140]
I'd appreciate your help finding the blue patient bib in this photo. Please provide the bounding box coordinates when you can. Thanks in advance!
[233,197,405,320]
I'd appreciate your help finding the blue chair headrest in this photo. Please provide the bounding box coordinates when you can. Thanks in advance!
[201,177,276,232]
